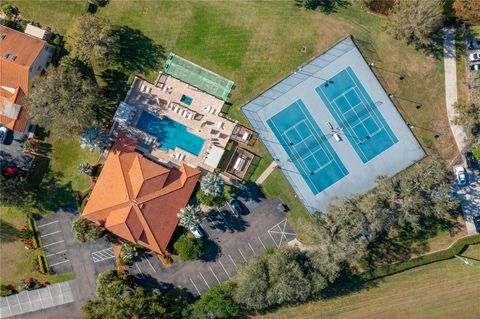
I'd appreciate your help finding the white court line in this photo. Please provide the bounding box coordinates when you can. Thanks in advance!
[209,266,221,284]
[199,272,211,289]
[37,220,58,228]
[228,254,238,269]
[49,260,70,267]
[41,230,61,238]
[238,248,247,262]
[144,256,156,273]
[258,236,267,250]
[190,278,201,295]
[219,261,231,278]
[45,250,68,258]
[16,294,22,312]
[43,240,64,248]
[248,242,256,255]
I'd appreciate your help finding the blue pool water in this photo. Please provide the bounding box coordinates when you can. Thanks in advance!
[136,112,205,156]
[267,100,349,195]
[316,67,398,163]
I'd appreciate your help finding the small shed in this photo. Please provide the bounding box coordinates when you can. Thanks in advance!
[24,24,51,40]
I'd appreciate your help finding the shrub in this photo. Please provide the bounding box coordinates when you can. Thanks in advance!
[0,285,15,296]
[96,270,130,299]
[173,235,204,261]
[72,218,103,243]
[37,255,48,274]
[197,189,224,207]
[119,242,145,266]
[18,228,33,239]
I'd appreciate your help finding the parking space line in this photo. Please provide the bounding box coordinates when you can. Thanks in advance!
[268,231,279,248]
[43,240,64,248]
[217,209,231,228]
[49,260,70,267]
[16,294,22,312]
[228,254,238,269]
[38,220,59,228]
[207,215,220,233]
[258,236,267,250]
[135,263,145,278]
[190,278,201,295]
[218,261,231,278]
[238,248,247,262]
[41,230,62,238]
[248,242,256,255]
[209,266,221,284]
[45,250,68,258]
[144,256,156,273]
[199,272,211,289]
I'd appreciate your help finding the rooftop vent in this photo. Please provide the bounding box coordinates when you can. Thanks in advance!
[0,34,5,40]
[11,55,16,61]
[3,53,9,59]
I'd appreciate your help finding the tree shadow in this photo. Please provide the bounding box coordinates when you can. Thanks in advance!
[200,238,221,262]
[98,68,130,124]
[294,0,350,14]
[33,170,76,212]
[0,220,19,242]
[238,181,265,203]
[109,26,165,74]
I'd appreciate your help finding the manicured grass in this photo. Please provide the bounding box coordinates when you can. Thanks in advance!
[0,207,75,287]
[257,244,480,319]
[456,29,468,101]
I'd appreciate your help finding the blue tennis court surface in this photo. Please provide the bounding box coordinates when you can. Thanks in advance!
[267,100,348,194]
[316,67,398,163]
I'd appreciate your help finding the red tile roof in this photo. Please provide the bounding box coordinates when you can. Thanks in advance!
[81,136,201,254]
[0,88,29,132]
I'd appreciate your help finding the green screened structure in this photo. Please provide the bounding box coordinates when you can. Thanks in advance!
[162,53,234,101]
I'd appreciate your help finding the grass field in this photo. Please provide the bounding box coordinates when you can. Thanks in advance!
[0,207,74,288]
[10,1,458,239]
[257,244,480,319]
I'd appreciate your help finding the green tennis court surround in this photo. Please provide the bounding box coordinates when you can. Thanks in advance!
[163,53,234,101]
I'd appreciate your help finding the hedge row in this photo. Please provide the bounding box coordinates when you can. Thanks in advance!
[361,234,480,281]
[37,255,48,275]
[27,218,39,249]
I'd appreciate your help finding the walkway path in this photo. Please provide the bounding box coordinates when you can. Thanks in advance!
[442,27,467,153]
[255,161,278,184]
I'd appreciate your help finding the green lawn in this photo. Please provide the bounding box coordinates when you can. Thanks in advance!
[10,0,458,238]
[257,244,480,319]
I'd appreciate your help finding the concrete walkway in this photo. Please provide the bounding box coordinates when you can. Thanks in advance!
[255,161,278,184]
[443,27,467,153]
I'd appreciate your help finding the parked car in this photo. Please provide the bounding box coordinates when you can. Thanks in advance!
[468,39,480,50]
[190,225,204,239]
[455,166,467,186]
[229,198,244,217]
[470,63,480,71]
[0,126,7,144]
[3,166,26,178]
[469,52,480,62]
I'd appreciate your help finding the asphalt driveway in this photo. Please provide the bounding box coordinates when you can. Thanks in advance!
[127,197,296,295]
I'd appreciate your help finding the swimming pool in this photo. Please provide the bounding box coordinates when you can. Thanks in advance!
[136,112,205,156]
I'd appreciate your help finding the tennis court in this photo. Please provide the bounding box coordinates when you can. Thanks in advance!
[316,67,398,163]
[267,100,348,194]
[163,53,234,101]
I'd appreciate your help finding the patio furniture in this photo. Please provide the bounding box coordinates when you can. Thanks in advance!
[217,121,224,129]
[242,132,251,141]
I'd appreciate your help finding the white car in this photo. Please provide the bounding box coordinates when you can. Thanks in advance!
[190,225,203,239]
[468,52,480,62]
[455,166,467,186]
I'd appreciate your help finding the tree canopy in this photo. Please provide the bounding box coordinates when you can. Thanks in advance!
[65,13,118,65]
[453,0,480,24]
[28,65,99,136]
[387,0,444,48]
[178,205,204,230]
[192,283,243,319]
[453,100,480,141]
[0,175,36,211]
[173,235,204,261]
[71,218,103,243]
[96,270,130,299]
[200,173,224,198]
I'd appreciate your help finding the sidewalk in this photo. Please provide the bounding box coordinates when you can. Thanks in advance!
[442,27,467,153]
[255,161,278,184]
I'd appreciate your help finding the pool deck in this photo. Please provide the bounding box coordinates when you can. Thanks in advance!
[113,76,236,172]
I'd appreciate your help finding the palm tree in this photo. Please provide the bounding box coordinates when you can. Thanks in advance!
[200,173,224,198]
[178,205,204,230]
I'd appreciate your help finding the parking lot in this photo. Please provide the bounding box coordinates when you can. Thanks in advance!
[126,197,296,295]
[84,236,117,276]
[37,215,73,275]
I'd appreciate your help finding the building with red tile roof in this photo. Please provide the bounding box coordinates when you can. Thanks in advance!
[81,136,201,255]
[0,25,54,133]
